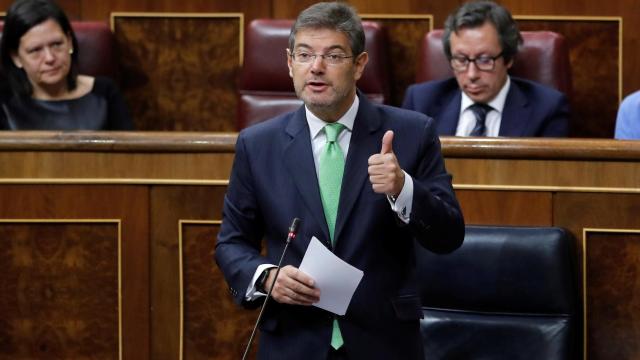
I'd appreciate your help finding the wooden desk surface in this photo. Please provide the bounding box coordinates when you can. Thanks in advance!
[0,132,638,359]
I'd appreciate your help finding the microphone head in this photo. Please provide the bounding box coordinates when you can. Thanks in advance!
[289,218,301,234]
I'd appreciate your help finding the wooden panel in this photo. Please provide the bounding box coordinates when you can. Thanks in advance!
[499,0,640,97]
[272,0,450,18]
[448,158,640,189]
[361,15,432,106]
[553,193,640,237]
[181,223,257,360]
[149,186,226,360]
[516,18,620,138]
[271,0,319,19]
[81,1,271,23]
[0,0,81,19]
[113,15,242,131]
[0,132,236,181]
[0,152,234,181]
[0,185,149,360]
[584,231,640,360]
[0,222,119,359]
[455,190,552,226]
[553,193,640,360]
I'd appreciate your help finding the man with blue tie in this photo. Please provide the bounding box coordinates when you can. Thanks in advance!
[215,2,464,359]
[402,1,570,137]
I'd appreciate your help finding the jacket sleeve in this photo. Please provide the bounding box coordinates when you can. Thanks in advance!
[214,132,267,307]
[406,118,465,253]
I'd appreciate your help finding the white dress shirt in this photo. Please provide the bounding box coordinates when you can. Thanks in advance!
[455,76,511,137]
[246,95,414,300]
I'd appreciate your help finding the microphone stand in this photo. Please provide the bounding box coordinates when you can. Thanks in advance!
[241,218,301,360]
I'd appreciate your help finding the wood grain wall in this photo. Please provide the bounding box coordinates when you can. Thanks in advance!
[4,0,632,95]
[0,0,634,135]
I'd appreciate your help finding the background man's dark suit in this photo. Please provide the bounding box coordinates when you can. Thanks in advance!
[402,77,570,137]
[215,94,464,359]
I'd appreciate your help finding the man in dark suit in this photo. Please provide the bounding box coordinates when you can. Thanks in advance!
[215,2,464,359]
[402,1,569,137]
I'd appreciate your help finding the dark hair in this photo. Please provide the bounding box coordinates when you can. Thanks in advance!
[288,2,365,60]
[0,0,79,97]
[443,1,522,63]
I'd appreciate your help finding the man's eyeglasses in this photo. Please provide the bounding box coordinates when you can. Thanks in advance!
[290,51,354,65]
[450,52,504,72]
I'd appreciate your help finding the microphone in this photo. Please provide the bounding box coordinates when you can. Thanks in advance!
[241,218,301,360]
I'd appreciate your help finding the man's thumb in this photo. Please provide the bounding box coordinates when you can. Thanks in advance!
[380,130,394,154]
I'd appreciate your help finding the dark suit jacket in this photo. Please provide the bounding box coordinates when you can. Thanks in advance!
[402,77,570,137]
[215,94,464,360]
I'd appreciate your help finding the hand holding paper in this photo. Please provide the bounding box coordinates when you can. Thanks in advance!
[299,237,364,315]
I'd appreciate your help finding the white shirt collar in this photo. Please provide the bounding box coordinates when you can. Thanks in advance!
[461,76,511,112]
[307,95,358,139]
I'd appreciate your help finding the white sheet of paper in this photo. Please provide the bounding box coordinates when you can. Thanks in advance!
[298,236,364,315]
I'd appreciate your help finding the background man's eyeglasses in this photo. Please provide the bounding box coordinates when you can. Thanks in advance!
[290,51,354,65]
[450,52,504,72]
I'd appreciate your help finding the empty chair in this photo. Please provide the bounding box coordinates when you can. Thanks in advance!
[236,19,391,130]
[416,225,579,360]
[415,29,572,97]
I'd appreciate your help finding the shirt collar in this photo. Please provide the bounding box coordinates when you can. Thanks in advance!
[307,95,358,139]
[461,76,511,113]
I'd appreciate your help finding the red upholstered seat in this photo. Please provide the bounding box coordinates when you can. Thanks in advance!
[416,29,572,98]
[70,22,117,78]
[237,19,391,130]
[0,21,116,78]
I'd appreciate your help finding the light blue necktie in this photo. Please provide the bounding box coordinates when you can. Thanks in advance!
[318,122,345,349]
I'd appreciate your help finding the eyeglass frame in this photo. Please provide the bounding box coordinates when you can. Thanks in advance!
[288,49,356,66]
[449,52,504,72]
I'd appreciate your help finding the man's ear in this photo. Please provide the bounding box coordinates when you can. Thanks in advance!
[286,49,293,78]
[505,57,514,70]
[353,51,369,81]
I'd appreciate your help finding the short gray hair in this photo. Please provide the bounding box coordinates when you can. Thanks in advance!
[288,2,365,58]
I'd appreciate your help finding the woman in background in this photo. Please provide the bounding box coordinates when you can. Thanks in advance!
[0,0,133,130]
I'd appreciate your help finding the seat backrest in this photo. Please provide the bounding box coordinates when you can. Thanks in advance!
[0,21,116,78]
[237,19,391,130]
[70,22,117,78]
[416,225,578,360]
[416,29,572,97]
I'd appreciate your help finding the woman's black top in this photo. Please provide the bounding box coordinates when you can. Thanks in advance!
[0,77,134,130]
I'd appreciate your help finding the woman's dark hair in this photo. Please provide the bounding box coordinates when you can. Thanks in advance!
[0,0,79,97]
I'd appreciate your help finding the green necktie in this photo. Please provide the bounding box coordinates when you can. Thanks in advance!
[318,122,345,350]
[319,122,345,245]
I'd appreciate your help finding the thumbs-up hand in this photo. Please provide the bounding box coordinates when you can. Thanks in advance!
[380,129,394,154]
[368,130,405,197]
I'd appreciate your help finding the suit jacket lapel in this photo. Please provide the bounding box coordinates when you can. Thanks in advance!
[334,94,383,244]
[438,92,462,135]
[283,107,331,242]
[499,82,531,136]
